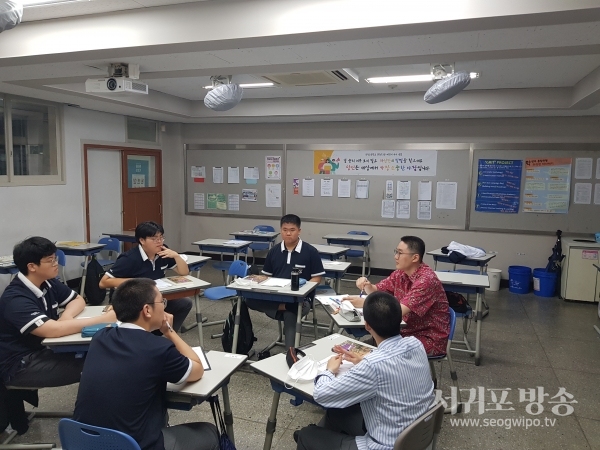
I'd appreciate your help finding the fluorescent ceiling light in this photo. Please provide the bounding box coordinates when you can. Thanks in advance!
[367,72,479,84]
[204,82,275,89]
[22,0,89,7]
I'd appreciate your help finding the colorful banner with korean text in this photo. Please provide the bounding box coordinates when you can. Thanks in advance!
[313,150,437,176]
[523,158,572,214]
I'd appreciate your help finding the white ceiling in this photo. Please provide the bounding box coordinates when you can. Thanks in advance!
[1,0,599,123]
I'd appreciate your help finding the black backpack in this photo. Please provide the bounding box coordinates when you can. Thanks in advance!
[84,259,108,306]
[445,291,471,314]
[221,300,256,355]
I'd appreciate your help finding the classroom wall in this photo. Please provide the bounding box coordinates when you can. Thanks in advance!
[177,116,600,279]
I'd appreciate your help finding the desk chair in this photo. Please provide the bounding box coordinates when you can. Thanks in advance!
[59,418,141,450]
[212,248,248,285]
[182,260,249,347]
[56,249,67,284]
[249,225,275,265]
[344,231,371,277]
[393,401,444,450]
[428,308,462,414]
[95,237,120,269]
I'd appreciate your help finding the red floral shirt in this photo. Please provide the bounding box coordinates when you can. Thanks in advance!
[376,263,449,356]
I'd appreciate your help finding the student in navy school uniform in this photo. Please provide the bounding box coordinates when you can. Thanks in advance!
[99,221,192,332]
[74,278,219,450]
[245,214,325,350]
[0,237,117,434]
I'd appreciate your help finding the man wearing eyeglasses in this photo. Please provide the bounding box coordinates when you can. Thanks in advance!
[74,278,219,450]
[344,236,449,356]
[99,221,192,332]
[0,236,117,434]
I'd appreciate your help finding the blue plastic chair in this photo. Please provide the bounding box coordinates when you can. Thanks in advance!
[344,231,371,277]
[96,237,120,268]
[56,249,67,284]
[212,248,249,284]
[428,308,462,414]
[249,225,275,265]
[59,418,141,450]
[183,260,249,346]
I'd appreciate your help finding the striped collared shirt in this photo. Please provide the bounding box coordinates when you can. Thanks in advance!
[313,335,435,450]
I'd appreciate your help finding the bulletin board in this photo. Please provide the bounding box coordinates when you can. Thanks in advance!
[469,144,600,234]
[185,144,284,218]
[285,144,470,229]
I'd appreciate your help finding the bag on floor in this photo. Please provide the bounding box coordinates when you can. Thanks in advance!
[446,291,470,314]
[221,300,256,355]
[84,259,107,306]
[208,395,237,450]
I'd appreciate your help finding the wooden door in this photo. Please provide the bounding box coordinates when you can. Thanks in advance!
[121,149,162,233]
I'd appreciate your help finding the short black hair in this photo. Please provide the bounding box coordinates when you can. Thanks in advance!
[280,214,301,228]
[13,237,57,275]
[401,236,425,261]
[135,221,164,244]
[363,291,402,339]
[112,278,158,323]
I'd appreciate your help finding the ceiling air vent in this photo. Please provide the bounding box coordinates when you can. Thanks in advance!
[262,71,349,87]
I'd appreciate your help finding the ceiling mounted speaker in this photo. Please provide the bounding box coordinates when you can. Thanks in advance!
[204,84,244,111]
[0,0,22,33]
[424,71,471,104]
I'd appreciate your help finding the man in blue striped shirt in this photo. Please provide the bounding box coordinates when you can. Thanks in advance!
[295,292,435,450]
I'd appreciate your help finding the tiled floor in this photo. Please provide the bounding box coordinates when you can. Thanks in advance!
[4,264,600,449]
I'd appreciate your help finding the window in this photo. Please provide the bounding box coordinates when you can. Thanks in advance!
[0,95,63,186]
[127,117,158,143]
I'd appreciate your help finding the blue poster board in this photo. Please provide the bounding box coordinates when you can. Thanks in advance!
[475,159,522,213]
[127,159,149,188]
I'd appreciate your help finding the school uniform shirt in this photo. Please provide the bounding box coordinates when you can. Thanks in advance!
[376,263,449,356]
[314,335,435,450]
[105,246,177,281]
[73,324,192,450]
[0,272,77,382]
[261,239,325,292]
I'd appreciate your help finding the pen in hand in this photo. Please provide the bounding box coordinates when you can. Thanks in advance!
[166,320,174,333]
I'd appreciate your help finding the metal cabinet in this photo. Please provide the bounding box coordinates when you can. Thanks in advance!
[560,238,600,303]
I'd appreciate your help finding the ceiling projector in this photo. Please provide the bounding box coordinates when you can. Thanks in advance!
[85,77,148,94]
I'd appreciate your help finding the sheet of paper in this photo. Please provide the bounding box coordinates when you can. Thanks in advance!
[337,179,351,198]
[418,181,432,201]
[321,179,333,197]
[242,189,257,202]
[193,193,205,210]
[317,355,354,376]
[594,184,600,205]
[155,279,172,289]
[302,178,315,197]
[266,183,281,207]
[381,200,395,218]
[261,277,291,287]
[574,182,592,204]
[597,158,600,179]
[575,158,593,179]
[436,181,457,209]
[355,180,369,199]
[244,166,259,180]
[265,156,281,180]
[228,194,240,211]
[385,180,394,199]
[417,200,432,220]
[397,181,411,200]
[191,166,205,180]
[227,167,240,184]
[193,347,211,371]
[216,193,227,210]
[396,200,410,219]
[223,240,250,245]
[212,167,224,184]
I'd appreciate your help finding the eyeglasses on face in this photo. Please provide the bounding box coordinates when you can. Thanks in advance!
[147,298,167,308]
[40,256,59,266]
[393,249,417,257]
[147,235,165,243]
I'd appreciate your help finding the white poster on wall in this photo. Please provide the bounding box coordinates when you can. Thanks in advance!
[193,193,205,210]
[321,179,333,197]
[417,201,432,220]
[396,200,410,219]
[337,179,351,198]
[396,181,411,200]
[575,158,593,179]
[381,200,395,218]
[436,182,457,210]
[266,183,281,207]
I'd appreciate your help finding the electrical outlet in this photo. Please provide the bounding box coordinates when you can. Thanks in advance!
[516,252,526,255]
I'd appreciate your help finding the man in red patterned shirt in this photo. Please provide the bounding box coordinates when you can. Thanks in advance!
[344,236,449,356]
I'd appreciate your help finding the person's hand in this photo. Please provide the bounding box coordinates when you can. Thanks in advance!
[327,353,343,373]
[159,312,175,334]
[157,247,179,259]
[355,277,371,291]
[342,295,365,308]
[332,345,365,365]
